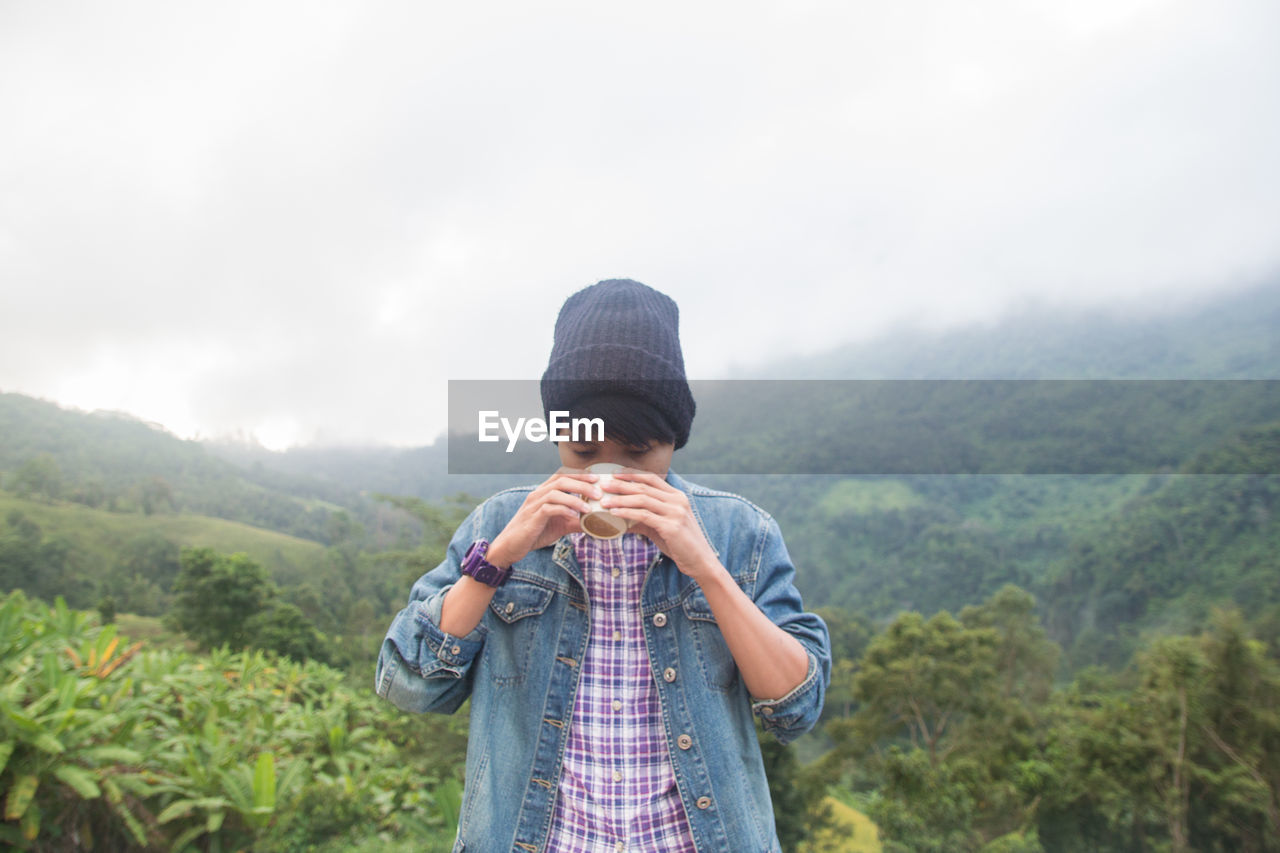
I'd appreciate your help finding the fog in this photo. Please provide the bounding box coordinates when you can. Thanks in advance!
[2,0,1277,447]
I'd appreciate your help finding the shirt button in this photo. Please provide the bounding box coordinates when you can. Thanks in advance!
[613,770,623,782]
[696,796,712,810]
[677,734,693,750]
[615,842,624,853]
[612,699,623,711]
[663,667,677,683]
[652,612,668,627]
[611,567,620,578]
[613,630,622,641]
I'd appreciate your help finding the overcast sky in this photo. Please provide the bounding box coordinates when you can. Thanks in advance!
[2,0,1277,449]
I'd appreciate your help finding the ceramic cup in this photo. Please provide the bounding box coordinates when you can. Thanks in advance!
[580,462,631,539]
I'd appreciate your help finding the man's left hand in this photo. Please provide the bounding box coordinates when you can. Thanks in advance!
[600,469,722,582]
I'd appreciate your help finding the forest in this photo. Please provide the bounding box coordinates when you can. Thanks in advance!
[1,284,1279,851]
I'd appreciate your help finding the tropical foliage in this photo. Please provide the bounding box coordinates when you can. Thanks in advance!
[0,590,466,851]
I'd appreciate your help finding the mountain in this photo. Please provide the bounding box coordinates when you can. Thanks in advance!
[1040,422,1280,667]
[2,281,1277,670]
[219,281,1280,499]
[747,280,1279,379]
[0,392,360,543]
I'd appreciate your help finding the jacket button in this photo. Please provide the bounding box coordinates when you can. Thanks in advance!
[663,667,677,683]
[677,734,693,750]
[696,796,712,810]
[505,601,515,615]
[652,612,668,627]
[760,706,775,717]
[450,645,462,656]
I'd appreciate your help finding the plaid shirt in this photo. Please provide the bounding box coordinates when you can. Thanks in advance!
[546,532,698,853]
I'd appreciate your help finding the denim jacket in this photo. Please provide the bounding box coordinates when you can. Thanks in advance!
[375,470,832,853]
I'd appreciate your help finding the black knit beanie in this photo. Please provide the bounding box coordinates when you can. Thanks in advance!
[541,279,696,449]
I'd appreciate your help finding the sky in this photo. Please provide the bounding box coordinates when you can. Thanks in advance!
[2,0,1278,449]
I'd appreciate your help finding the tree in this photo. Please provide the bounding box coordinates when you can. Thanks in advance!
[827,588,1066,852]
[1037,611,1280,852]
[116,533,182,589]
[10,454,63,502]
[1193,609,1280,847]
[1135,635,1204,853]
[97,594,117,624]
[960,585,1059,703]
[168,548,274,649]
[244,602,332,665]
[759,725,832,853]
[0,511,82,607]
[853,610,998,766]
[326,510,363,545]
[814,606,874,720]
[133,476,175,515]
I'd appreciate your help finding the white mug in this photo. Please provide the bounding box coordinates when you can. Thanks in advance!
[580,462,631,539]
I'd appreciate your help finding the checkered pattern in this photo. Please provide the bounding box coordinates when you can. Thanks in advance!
[546,532,697,853]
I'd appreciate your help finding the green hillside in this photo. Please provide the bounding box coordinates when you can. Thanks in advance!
[0,392,361,543]
[3,284,1280,852]
[1040,423,1280,667]
[739,473,1149,619]
[0,490,324,568]
[0,488,326,614]
[3,282,1278,660]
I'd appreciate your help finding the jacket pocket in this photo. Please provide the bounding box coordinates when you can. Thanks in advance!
[681,587,738,691]
[486,581,555,684]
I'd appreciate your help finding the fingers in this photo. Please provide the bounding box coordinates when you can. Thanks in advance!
[608,468,673,491]
[532,484,594,515]
[537,472,601,505]
[600,473,689,532]
[601,472,684,506]
[599,489,669,515]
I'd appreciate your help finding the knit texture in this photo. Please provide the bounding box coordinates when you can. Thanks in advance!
[541,279,696,448]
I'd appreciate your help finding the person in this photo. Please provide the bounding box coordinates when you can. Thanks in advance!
[376,279,831,853]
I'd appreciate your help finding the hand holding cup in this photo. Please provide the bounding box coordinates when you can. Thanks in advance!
[579,463,633,539]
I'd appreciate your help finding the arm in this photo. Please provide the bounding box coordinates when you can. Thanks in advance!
[691,554,811,702]
[436,469,598,636]
[377,469,602,713]
[375,506,489,715]
[735,515,832,742]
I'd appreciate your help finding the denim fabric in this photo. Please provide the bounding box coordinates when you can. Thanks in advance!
[375,470,831,853]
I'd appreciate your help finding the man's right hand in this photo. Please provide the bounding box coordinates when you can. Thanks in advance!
[486,468,600,567]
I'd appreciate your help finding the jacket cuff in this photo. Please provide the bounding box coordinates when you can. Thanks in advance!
[751,651,822,744]
[413,588,487,672]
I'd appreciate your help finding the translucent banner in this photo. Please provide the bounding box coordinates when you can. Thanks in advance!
[446,380,1280,475]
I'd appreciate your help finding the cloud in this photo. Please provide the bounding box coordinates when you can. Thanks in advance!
[1,0,1277,446]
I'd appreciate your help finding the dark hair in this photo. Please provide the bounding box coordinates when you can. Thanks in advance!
[569,393,678,449]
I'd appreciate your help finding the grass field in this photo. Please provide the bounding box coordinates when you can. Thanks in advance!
[0,489,326,578]
[816,478,925,516]
[800,795,882,853]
